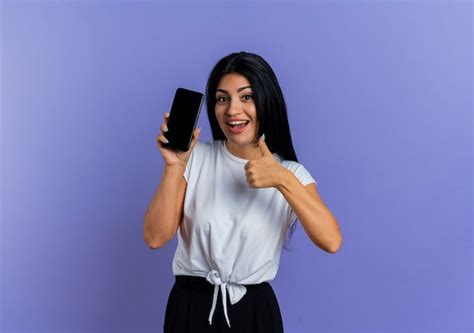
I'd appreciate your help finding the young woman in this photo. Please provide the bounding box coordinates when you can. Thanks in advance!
[144,51,342,332]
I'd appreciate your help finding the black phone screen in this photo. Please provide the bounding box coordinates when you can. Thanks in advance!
[163,88,203,152]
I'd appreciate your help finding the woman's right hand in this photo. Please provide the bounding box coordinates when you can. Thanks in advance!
[156,112,201,168]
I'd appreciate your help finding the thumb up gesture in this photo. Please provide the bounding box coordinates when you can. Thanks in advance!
[244,134,285,189]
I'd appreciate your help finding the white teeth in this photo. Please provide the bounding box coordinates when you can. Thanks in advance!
[228,120,249,125]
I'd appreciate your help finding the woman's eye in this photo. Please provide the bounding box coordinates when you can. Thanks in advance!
[216,96,228,103]
[243,95,253,101]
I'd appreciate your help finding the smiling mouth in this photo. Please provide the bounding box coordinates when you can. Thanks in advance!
[227,121,250,128]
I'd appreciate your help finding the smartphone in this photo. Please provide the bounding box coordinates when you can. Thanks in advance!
[163,88,204,152]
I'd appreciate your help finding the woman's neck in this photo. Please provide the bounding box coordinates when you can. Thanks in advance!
[225,139,261,160]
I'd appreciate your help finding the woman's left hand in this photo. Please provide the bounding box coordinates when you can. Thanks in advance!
[244,136,285,189]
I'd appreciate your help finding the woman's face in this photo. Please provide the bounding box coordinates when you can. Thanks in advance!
[214,73,259,146]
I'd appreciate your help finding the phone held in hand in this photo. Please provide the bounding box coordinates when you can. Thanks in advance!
[163,88,204,152]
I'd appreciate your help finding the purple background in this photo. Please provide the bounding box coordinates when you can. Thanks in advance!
[1,1,472,332]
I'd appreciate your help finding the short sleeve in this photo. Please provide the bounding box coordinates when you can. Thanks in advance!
[293,163,317,186]
[288,163,318,226]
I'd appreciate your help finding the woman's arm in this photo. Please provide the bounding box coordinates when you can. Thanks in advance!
[276,168,342,253]
[144,164,187,249]
[243,137,342,253]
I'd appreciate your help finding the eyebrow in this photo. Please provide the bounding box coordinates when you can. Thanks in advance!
[215,86,252,94]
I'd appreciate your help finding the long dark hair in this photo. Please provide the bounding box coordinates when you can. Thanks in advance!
[205,51,300,248]
[205,51,298,163]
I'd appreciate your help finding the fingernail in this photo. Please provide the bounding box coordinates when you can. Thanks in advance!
[261,133,265,141]
[164,126,168,132]
[163,138,169,143]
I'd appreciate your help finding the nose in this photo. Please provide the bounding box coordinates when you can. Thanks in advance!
[225,98,244,116]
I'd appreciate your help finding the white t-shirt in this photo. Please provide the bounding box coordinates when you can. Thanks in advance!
[171,139,317,327]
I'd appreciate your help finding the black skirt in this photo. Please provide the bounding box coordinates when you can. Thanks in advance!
[163,275,284,333]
